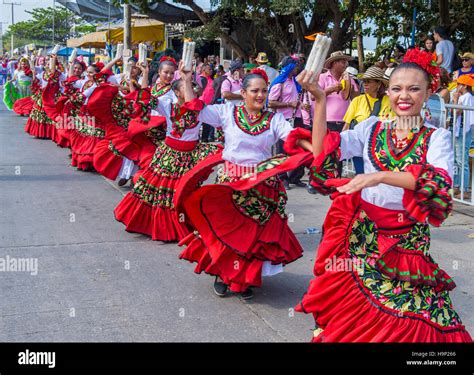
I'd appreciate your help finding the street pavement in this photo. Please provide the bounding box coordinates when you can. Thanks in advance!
[0,96,473,342]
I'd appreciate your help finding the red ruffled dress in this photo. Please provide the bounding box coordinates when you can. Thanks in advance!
[176,102,311,293]
[24,69,57,139]
[286,117,472,342]
[114,93,222,242]
[91,79,143,180]
[13,96,34,116]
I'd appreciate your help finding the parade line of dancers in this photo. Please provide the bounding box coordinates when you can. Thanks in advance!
[4,47,472,343]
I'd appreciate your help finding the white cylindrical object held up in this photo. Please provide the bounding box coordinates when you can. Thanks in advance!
[305,34,320,72]
[314,37,331,76]
[51,44,60,55]
[185,43,192,71]
[115,43,124,60]
[310,36,323,74]
[69,48,77,63]
[182,42,189,69]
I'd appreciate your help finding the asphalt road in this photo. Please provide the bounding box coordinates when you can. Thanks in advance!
[0,97,472,342]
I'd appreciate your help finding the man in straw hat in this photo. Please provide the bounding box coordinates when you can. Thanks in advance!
[318,51,359,174]
[453,52,474,80]
[255,52,278,84]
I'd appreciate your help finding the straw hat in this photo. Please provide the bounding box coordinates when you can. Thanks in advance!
[360,66,389,87]
[255,52,269,64]
[460,52,474,61]
[324,51,353,69]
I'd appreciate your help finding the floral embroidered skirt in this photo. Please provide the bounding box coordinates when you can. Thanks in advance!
[296,191,472,342]
[114,137,222,242]
[68,116,106,171]
[177,153,310,293]
[24,94,56,140]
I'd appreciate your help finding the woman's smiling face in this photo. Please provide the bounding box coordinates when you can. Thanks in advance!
[388,68,431,117]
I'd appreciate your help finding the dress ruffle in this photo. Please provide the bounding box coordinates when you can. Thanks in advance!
[403,164,453,227]
[92,139,123,180]
[296,269,471,343]
[13,96,34,116]
[177,153,310,293]
[24,106,54,139]
[114,139,222,242]
[376,234,456,292]
[296,191,472,342]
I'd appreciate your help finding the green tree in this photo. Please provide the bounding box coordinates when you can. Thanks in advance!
[2,6,95,52]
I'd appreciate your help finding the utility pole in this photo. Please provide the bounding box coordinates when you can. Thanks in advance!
[3,1,21,56]
[123,3,131,50]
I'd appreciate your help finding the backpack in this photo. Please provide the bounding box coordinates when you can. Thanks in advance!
[211,75,230,104]
[451,47,462,72]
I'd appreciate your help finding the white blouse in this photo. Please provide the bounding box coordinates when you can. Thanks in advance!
[197,102,293,165]
[150,90,200,141]
[340,116,454,210]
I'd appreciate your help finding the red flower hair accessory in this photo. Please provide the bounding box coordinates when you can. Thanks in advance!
[94,62,105,70]
[250,68,269,85]
[159,55,177,66]
[402,47,440,92]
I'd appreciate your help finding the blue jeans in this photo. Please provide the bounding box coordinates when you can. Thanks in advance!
[454,130,471,191]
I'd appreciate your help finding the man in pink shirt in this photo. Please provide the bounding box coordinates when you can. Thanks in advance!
[221,59,244,105]
[318,51,358,127]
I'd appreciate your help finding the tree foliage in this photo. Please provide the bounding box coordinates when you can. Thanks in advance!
[2,6,95,52]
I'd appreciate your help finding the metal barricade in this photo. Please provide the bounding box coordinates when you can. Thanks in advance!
[445,102,474,206]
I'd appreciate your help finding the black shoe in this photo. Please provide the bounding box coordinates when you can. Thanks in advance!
[291,180,307,188]
[117,178,129,187]
[240,288,254,300]
[307,185,317,194]
[283,180,291,190]
[213,277,228,297]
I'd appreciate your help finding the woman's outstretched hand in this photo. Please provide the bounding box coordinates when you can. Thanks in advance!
[296,70,325,101]
[336,172,384,194]
[178,60,192,82]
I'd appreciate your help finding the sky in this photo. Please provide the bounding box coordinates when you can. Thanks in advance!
[1,0,379,51]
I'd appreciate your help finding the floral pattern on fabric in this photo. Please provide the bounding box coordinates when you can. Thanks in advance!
[133,176,176,208]
[149,141,221,179]
[232,181,287,225]
[404,164,453,227]
[132,141,221,208]
[309,148,341,195]
[347,210,464,328]
[108,140,122,156]
[145,126,166,146]
[170,103,199,138]
[151,83,172,98]
[30,106,54,124]
[111,95,132,128]
[233,105,274,136]
[369,122,435,172]
[75,117,105,138]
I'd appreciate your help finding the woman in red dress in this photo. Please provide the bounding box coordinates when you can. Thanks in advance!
[289,48,472,342]
[114,61,222,242]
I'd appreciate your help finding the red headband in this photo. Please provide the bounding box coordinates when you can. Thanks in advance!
[250,68,269,85]
[94,62,105,70]
[402,47,440,92]
[159,55,177,66]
